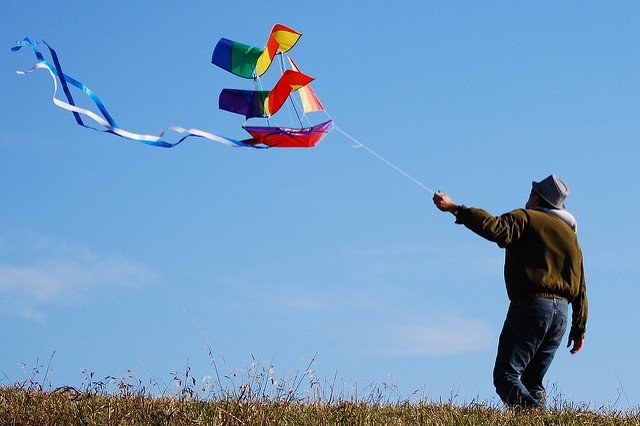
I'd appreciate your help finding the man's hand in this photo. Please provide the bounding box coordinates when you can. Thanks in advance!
[433,192,459,213]
[567,336,584,354]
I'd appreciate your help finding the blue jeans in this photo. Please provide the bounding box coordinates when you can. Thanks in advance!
[493,297,568,408]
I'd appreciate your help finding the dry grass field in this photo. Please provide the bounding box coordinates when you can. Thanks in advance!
[1,358,638,425]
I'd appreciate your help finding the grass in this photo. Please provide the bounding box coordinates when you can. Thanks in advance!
[2,387,639,425]
[1,355,639,425]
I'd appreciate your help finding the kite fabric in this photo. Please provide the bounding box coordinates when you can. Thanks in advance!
[287,56,325,113]
[264,70,314,116]
[12,38,261,149]
[211,38,263,79]
[219,88,270,119]
[256,24,301,76]
[243,120,333,148]
[218,70,313,119]
[211,24,301,78]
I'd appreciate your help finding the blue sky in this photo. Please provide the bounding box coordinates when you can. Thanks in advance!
[1,1,639,408]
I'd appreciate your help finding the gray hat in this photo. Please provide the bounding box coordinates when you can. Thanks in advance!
[532,175,569,209]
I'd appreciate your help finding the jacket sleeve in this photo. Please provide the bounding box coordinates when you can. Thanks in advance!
[570,261,588,340]
[455,207,528,248]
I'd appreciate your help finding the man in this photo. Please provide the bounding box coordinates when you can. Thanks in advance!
[432,175,588,409]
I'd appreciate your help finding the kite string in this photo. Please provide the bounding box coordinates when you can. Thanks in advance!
[331,124,435,195]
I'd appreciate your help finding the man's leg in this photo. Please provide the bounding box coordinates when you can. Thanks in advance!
[521,299,568,405]
[493,299,555,408]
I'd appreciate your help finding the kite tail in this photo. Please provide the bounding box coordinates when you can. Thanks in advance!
[12,38,264,149]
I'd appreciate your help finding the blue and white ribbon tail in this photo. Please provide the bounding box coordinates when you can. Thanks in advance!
[13,38,262,149]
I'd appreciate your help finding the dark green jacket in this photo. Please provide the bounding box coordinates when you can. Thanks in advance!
[456,207,588,339]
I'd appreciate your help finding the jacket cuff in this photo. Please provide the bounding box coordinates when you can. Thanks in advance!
[454,205,469,224]
[569,326,585,340]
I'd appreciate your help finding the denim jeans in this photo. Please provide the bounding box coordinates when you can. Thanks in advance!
[493,297,568,408]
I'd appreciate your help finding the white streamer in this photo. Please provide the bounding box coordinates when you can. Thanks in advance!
[18,62,251,148]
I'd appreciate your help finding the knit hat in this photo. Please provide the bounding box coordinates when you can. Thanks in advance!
[532,175,569,209]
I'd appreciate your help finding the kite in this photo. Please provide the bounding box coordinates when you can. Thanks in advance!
[12,27,432,191]
[12,24,333,149]
[211,24,332,148]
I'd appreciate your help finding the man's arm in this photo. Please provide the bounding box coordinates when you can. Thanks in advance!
[568,261,588,355]
[432,192,527,247]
